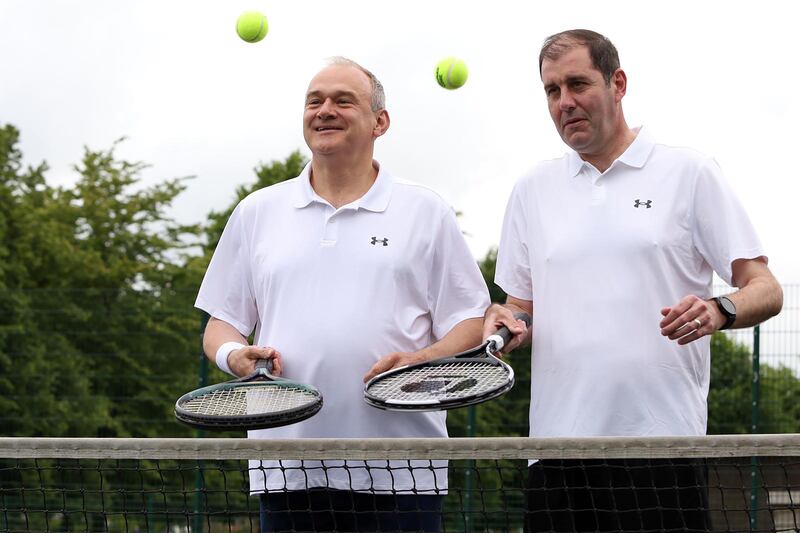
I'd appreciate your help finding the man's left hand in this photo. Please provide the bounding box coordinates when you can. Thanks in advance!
[660,294,724,345]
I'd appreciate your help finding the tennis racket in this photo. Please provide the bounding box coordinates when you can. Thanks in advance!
[175,359,323,431]
[364,313,531,411]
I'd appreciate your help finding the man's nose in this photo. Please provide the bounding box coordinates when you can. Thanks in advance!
[559,90,577,111]
[317,99,336,118]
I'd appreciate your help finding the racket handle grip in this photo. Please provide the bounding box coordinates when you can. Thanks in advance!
[486,312,531,352]
[513,312,532,327]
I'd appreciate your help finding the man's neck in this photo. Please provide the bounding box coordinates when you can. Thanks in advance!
[310,153,378,209]
[580,124,638,174]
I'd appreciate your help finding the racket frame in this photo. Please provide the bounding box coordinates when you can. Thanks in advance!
[363,341,514,412]
[174,359,323,431]
[363,313,530,412]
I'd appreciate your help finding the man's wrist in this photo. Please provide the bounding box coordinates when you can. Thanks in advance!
[712,296,737,330]
[215,342,246,376]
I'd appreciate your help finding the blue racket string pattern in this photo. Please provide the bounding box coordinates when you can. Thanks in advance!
[364,313,531,411]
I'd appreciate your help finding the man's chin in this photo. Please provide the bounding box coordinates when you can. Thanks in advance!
[310,142,341,156]
[561,132,592,152]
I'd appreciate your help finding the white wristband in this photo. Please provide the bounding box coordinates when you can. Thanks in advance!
[216,342,246,376]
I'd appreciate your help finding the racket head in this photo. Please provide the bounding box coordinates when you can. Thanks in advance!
[175,379,323,431]
[364,352,515,412]
[364,312,529,412]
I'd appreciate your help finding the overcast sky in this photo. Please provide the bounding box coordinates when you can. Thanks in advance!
[2,1,798,283]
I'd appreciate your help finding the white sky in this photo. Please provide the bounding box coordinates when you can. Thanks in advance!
[2,0,798,283]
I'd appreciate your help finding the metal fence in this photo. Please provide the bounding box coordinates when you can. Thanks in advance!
[723,284,800,434]
[0,286,798,439]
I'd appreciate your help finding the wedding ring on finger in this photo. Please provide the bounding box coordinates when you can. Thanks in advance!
[693,318,702,329]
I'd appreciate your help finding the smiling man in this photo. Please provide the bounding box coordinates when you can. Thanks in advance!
[195,57,489,532]
[482,30,783,532]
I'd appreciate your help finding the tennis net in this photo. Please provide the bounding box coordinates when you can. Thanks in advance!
[1,435,799,532]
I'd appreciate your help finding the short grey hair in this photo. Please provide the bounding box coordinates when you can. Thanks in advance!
[326,56,386,111]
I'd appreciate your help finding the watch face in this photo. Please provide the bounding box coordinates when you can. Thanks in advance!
[718,297,736,315]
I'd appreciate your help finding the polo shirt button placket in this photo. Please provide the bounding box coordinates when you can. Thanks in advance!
[590,173,606,205]
[321,209,339,247]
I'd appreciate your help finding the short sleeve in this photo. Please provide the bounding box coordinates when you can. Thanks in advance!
[495,180,533,301]
[195,203,259,335]
[428,208,491,341]
[692,159,766,286]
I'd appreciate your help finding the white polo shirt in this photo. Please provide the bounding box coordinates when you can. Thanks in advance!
[196,161,490,493]
[495,127,765,438]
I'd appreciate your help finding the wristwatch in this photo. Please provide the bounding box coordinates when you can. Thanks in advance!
[713,296,737,330]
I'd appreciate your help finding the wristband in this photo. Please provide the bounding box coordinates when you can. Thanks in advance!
[215,342,246,376]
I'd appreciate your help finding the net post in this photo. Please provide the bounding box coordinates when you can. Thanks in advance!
[750,324,761,531]
[195,311,210,532]
[464,405,476,533]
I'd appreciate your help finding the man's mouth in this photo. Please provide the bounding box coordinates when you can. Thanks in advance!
[563,118,586,128]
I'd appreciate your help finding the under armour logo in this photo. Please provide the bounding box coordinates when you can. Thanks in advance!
[634,199,652,208]
[370,237,389,246]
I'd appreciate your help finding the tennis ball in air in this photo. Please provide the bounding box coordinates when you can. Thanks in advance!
[236,11,269,43]
[435,57,469,90]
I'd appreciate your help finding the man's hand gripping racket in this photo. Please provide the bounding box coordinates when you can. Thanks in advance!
[364,313,531,411]
[175,359,323,431]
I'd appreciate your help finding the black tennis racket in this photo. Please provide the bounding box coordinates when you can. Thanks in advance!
[175,359,323,431]
[364,313,531,411]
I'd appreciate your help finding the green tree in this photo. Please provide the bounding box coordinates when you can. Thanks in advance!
[0,125,202,437]
[707,333,751,434]
[708,332,800,434]
[56,140,201,437]
[0,124,102,436]
[0,134,305,529]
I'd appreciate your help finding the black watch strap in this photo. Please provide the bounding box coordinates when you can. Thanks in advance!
[713,296,737,330]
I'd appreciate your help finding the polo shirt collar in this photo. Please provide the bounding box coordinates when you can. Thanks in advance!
[291,160,392,212]
[617,126,654,169]
[566,126,655,176]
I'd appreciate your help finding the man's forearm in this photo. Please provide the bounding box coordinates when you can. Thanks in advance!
[203,317,248,363]
[726,276,783,329]
[416,317,483,362]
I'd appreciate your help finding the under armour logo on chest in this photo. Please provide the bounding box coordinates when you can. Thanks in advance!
[634,199,653,208]
[370,237,389,246]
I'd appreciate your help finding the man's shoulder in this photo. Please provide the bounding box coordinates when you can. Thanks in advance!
[533,153,571,172]
[515,154,571,186]
[648,138,716,167]
[238,177,300,209]
[391,177,452,210]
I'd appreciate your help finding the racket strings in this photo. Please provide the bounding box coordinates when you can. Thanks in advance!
[181,384,319,416]
[367,361,509,402]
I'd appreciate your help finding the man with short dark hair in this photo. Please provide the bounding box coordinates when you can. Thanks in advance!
[484,29,783,532]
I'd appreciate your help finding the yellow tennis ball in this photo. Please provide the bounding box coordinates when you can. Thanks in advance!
[435,57,469,90]
[236,11,269,43]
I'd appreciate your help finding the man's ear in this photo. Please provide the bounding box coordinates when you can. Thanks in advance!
[373,109,390,138]
[612,68,627,102]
